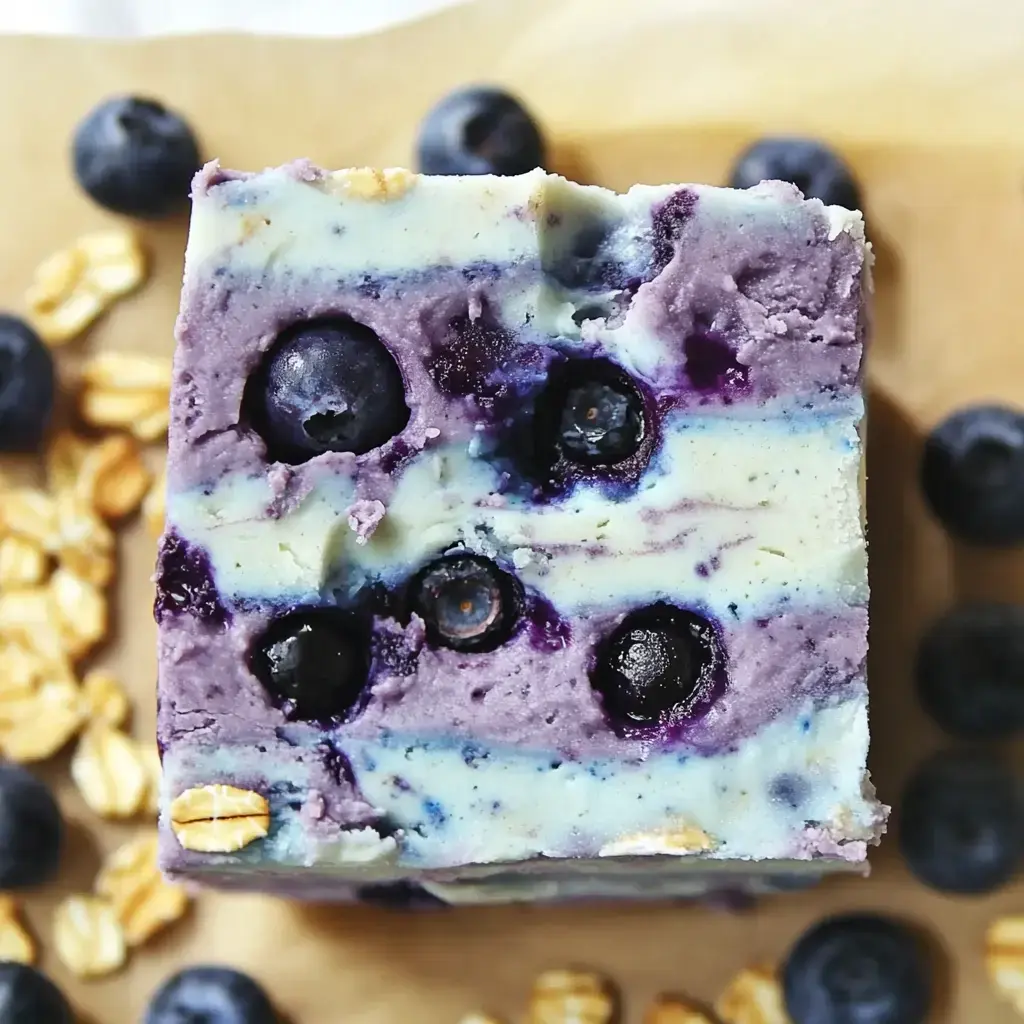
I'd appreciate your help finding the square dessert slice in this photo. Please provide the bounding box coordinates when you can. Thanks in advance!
[156,161,882,904]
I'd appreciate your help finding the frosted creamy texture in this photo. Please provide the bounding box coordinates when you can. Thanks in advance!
[156,161,881,904]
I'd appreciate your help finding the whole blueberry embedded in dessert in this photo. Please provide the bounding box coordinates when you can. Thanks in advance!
[0,762,62,890]
[591,603,719,724]
[729,137,861,211]
[0,315,55,453]
[899,748,1022,895]
[245,318,410,464]
[0,963,72,1024]
[416,86,545,176]
[144,965,277,1024]
[408,553,521,653]
[920,404,1024,545]
[251,610,370,722]
[72,95,200,218]
[782,913,931,1024]
[536,359,647,467]
[916,603,1024,738]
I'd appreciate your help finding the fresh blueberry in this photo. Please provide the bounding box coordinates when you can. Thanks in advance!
[408,553,521,653]
[72,95,200,218]
[416,86,544,176]
[0,762,62,890]
[916,603,1024,738]
[0,315,55,452]
[245,318,409,464]
[356,881,448,910]
[920,404,1024,545]
[0,963,72,1024]
[537,359,646,467]
[251,610,370,722]
[144,966,277,1024]
[730,137,861,210]
[899,749,1022,895]
[782,913,931,1024]
[591,603,718,724]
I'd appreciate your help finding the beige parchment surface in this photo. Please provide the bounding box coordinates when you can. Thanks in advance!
[1,0,1024,1020]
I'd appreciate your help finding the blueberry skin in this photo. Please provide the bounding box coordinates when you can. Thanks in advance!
[899,749,1022,895]
[920,404,1024,545]
[416,86,544,176]
[0,762,62,890]
[916,603,1024,738]
[783,913,931,1024]
[251,610,370,722]
[145,966,277,1024]
[730,137,861,210]
[72,96,200,218]
[245,318,409,465]
[0,963,72,1024]
[0,315,55,453]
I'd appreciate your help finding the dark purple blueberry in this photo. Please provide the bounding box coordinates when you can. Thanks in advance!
[154,531,227,626]
[899,749,1022,895]
[591,603,718,724]
[916,603,1024,738]
[408,553,521,653]
[144,965,277,1024]
[0,763,62,890]
[537,359,646,467]
[782,914,931,1024]
[356,881,448,910]
[0,963,72,1024]
[251,610,369,722]
[730,138,861,210]
[72,96,200,218]
[920,405,1024,545]
[416,86,544,176]
[245,318,409,464]
[0,315,55,452]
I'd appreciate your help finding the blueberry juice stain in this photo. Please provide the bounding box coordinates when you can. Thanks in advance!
[154,531,228,626]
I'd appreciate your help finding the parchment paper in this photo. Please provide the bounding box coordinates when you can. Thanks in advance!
[1,0,1023,1020]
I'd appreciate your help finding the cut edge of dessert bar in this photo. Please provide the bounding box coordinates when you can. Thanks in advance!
[155,160,883,905]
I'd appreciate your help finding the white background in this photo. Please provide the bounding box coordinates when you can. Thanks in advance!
[0,0,466,37]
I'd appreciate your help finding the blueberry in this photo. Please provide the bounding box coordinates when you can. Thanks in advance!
[416,86,544,176]
[782,913,931,1024]
[251,610,370,722]
[0,762,62,890]
[245,318,409,464]
[591,603,718,724]
[729,137,861,210]
[899,749,1022,895]
[0,962,72,1024]
[408,554,521,653]
[537,359,646,467]
[145,966,277,1024]
[916,603,1024,738]
[72,96,200,218]
[920,404,1024,545]
[0,315,55,452]
[356,881,448,910]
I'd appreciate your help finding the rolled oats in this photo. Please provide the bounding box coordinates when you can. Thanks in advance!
[95,833,189,946]
[54,489,116,588]
[0,587,65,664]
[458,1015,506,1024]
[986,916,1024,1015]
[170,784,270,853]
[0,651,82,763]
[0,488,59,551]
[143,464,167,538]
[26,229,146,346]
[71,722,148,818]
[49,567,107,660]
[81,669,129,728]
[715,967,792,1024]
[527,969,616,1024]
[53,894,126,978]
[0,896,35,964]
[76,433,152,519]
[79,352,171,441]
[0,535,47,589]
[643,996,716,1024]
[46,430,89,495]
